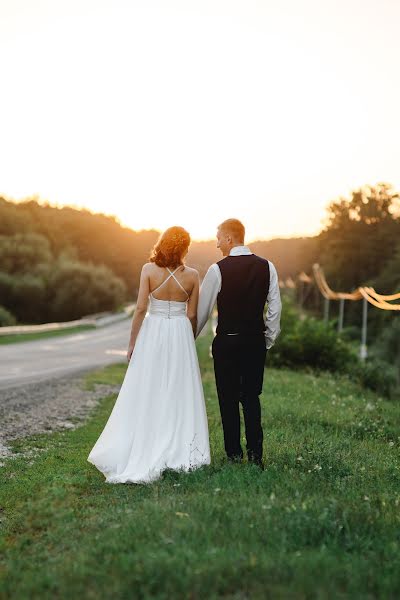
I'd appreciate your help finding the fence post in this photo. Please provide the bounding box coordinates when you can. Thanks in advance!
[324,297,330,324]
[299,281,304,308]
[360,297,368,360]
[338,298,344,333]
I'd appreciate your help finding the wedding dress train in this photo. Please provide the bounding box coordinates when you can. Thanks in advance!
[87,266,211,484]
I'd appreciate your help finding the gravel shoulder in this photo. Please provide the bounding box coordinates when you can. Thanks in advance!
[0,372,120,463]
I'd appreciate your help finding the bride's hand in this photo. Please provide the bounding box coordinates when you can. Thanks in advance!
[127,344,134,362]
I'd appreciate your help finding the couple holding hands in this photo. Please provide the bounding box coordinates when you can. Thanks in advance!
[88,218,281,484]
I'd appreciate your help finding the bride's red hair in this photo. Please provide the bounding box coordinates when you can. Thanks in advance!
[149,226,191,268]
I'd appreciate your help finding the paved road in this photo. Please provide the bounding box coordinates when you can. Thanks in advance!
[0,318,132,390]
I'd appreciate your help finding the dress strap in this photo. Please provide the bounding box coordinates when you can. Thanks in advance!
[150,265,189,298]
[166,267,190,298]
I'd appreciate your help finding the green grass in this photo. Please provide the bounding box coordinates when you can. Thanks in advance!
[1,334,399,599]
[0,325,96,345]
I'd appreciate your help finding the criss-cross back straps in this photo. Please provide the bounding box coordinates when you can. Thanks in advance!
[150,266,189,299]
[166,267,190,298]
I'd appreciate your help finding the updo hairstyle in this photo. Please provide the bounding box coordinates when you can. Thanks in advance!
[149,226,191,269]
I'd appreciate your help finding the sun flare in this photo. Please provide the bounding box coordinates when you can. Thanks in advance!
[1,0,400,240]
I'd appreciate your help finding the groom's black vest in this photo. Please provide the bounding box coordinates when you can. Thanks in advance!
[216,254,270,335]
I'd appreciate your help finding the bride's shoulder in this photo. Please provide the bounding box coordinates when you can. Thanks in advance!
[141,262,158,276]
[183,265,199,278]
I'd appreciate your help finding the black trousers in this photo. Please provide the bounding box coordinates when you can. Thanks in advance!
[212,333,267,463]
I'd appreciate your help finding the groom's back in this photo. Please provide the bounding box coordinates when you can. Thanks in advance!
[216,254,270,335]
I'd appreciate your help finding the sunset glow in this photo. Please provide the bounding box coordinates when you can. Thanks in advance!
[1,0,399,240]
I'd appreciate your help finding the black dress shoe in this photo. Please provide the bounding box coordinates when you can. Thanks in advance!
[227,455,243,464]
[248,458,264,470]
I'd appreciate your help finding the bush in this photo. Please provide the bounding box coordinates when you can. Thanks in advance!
[0,240,128,323]
[371,319,400,368]
[268,296,357,373]
[0,232,53,274]
[268,294,399,398]
[0,272,48,324]
[48,259,127,322]
[348,358,399,399]
[0,305,16,326]
[12,274,48,323]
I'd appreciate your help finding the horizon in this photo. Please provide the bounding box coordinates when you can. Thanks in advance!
[1,0,399,240]
[3,192,325,243]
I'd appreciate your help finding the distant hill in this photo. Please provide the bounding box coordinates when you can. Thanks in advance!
[1,197,319,291]
[187,237,319,281]
[249,238,319,281]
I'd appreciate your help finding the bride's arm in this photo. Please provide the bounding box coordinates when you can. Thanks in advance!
[127,264,150,361]
[187,271,200,337]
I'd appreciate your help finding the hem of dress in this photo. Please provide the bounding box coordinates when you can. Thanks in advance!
[87,456,211,485]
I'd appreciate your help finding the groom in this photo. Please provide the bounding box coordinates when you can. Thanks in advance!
[196,219,281,467]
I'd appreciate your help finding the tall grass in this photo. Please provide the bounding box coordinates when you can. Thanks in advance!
[1,334,399,599]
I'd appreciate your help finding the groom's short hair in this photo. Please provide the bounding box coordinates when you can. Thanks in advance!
[218,219,245,243]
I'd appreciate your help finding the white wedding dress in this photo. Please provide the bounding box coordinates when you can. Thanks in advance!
[87,266,211,484]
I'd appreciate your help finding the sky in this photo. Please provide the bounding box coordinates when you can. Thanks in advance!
[1,0,399,241]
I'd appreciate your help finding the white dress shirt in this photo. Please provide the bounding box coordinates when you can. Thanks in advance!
[196,245,282,349]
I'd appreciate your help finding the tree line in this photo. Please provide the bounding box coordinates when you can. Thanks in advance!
[1,183,399,328]
[0,195,317,324]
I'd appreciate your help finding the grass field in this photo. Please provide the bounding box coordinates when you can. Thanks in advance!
[0,325,96,345]
[1,333,399,599]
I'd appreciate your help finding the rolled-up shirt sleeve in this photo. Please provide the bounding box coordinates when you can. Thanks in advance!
[265,261,282,350]
[196,264,221,338]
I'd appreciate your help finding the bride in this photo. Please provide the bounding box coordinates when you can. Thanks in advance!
[87,226,211,484]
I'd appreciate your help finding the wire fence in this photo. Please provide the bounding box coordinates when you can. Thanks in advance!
[279,266,400,360]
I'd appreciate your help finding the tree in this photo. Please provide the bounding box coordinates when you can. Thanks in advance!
[48,259,127,322]
[0,305,16,326]
[0,233,52,274]
[372,243,400,294]
[0,231,127,324]
[318,183,400,291]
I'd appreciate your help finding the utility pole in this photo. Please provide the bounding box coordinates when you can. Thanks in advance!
[338,298,345,333]
[324,297,330,324]
[360,297,368,360]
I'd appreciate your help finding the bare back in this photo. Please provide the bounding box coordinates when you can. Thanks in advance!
[148,263,197,302]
